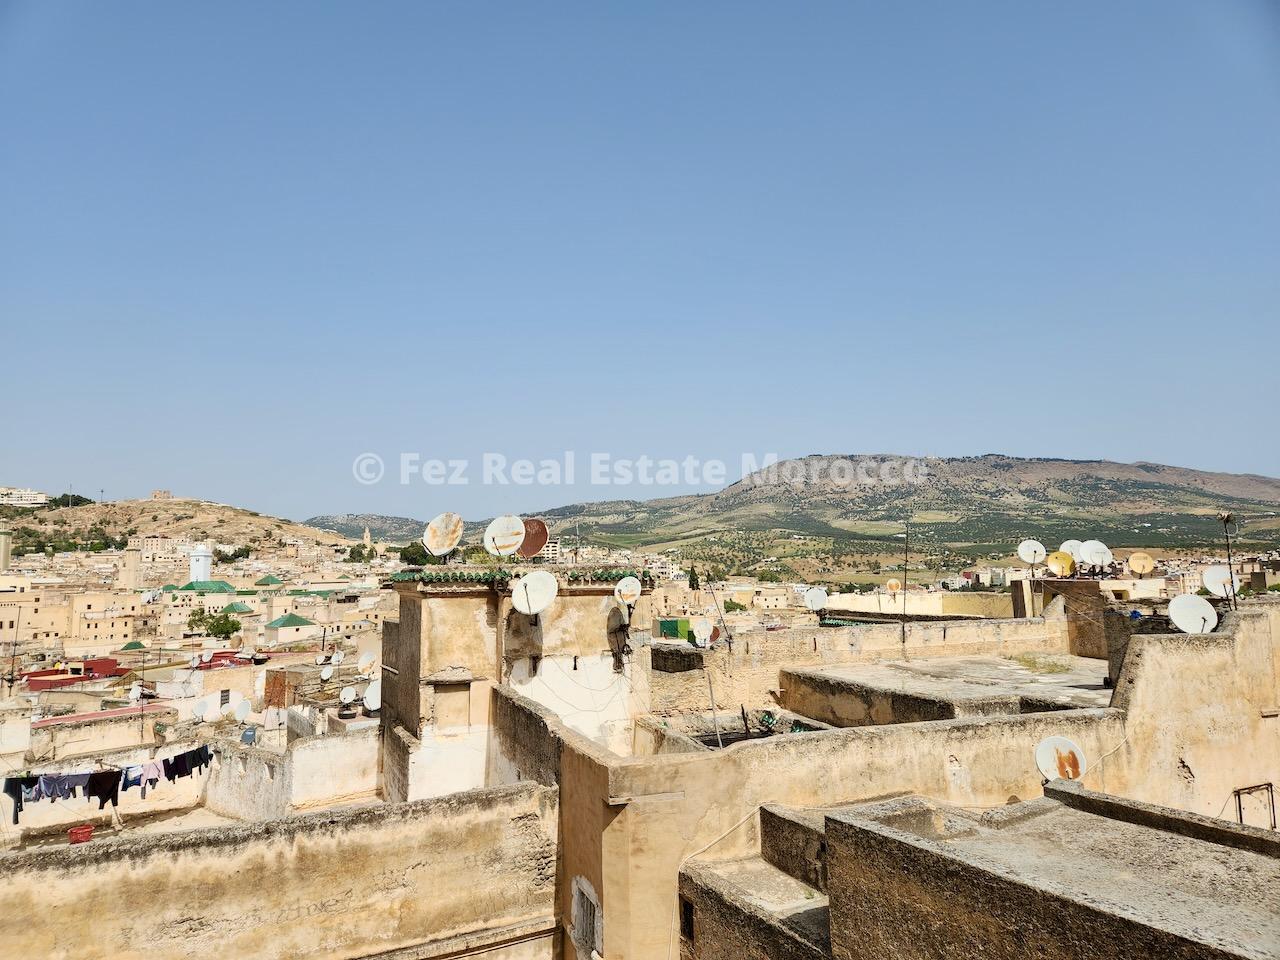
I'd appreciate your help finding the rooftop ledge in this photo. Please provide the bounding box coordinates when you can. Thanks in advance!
[386,566,654,587]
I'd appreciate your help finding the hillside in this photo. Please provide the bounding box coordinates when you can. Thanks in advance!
[312,455,1280,557]
[2,497,352,553]
[305,512,424,542]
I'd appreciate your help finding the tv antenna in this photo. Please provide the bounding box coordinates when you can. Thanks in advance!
[1217,512,1240,610]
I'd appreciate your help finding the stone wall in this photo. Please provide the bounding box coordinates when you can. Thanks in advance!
[0,783,559,960]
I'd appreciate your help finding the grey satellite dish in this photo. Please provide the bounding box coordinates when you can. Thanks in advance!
[1035,736,1087,781]
[1169,593,1218,634]
[803,587,828,612]
[314,654,327,666]
[512,570,558,616]
[1201,564,1239,598]
[363,679,382,712]
[614,576,643,606]
[423,511,465,557]
[234,700,251,723]
[691,618,713,644]
[1017,539,1047,565]
[200,651,213,663]
[483,514,526,557]
[357,652,375,673]
[1079,540,1112,569]
[1059,540,1083,563]
[339,686,356,705]
[320,665,334,682]
[189,655,200,668]
[330,649,345,665]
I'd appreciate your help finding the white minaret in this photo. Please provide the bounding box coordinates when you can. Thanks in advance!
[0,529,11,574]
[189,543,213,583]
[122,546,142,590]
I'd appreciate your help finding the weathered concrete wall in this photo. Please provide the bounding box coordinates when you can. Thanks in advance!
[205,727,379,819]
[28,708,177,761]
[0,783,559,960]
[825,590,1013,619]
[647,612,1070,715]
[1106,606,1280,827]
[779,668,1020,727]
[508,651,649,752]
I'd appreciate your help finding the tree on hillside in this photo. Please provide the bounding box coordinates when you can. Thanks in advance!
[688,565,700,591]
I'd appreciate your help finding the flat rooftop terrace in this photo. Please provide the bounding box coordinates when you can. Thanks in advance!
[830,791,1280,959]
[781,654,1109,727]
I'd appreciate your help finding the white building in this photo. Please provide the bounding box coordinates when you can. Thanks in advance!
[0,487,49,507]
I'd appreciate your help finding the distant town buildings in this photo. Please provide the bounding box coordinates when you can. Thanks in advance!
[0,486,49,507]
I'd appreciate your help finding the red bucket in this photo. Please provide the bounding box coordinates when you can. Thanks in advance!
[68,824,94,844]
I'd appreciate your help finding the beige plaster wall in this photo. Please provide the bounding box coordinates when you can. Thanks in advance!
[0,783,559,960]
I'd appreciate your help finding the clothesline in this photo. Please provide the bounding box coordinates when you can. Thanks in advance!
[2,745,211,825]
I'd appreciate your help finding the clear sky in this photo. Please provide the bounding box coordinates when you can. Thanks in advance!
[2,1,1277,521]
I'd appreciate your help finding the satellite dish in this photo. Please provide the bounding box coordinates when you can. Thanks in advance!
[200,651,213,663]
[1079,540,1112,569]
[1059,540,1083,562]
[1169,593,1218,634]
[234,647,252,659]
[192,698,209,722]
[511,570,558,615]
[363,679,382,712]
[1128,552,1155,576]
[1201,564,1239,598]
[314,654,327,666]
[1045,551,1076,577]
[128,683,142,702]
[483,514,525,557]
[189,655,200,668]
[423,512,464,557]
[691,618,713,643]
[516,518,549,559]
[614,576,643,606]
[1017,539,1047,565]
[357,652,375,673]
[234,700,250,723]
[320,665,334,682]
[885,578,903,593]
[803,587,828,611]
[331,649,346,665]
[339,686,356,705]
[1035,736,1087,781]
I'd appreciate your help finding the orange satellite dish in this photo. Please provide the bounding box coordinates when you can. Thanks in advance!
[1045,551,1076,577]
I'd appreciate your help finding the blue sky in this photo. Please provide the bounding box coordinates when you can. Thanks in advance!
[2,1,1277,521]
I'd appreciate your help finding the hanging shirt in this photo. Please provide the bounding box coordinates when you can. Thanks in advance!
[121,766,144,792]
[140,760,164,799]
[84,771,121,810]
[3,776,38,824]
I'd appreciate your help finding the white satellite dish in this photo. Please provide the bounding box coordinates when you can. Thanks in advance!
[1079,540,1112,569]
[357,652,375,673]
[614,576,643,606]
[200,651,213,663]
[1169,593,1218,634]
[234,700,251,723]
[1059,540,1083,563]
[189,655,200,668]
[330,649,345,665]
[234,647,252,659]
[1017,539,1047,565]
[803,587,829,611]
[363,679,382,712]
[1035,735,1087,781]
[192,698,210,722]
[320,665,334,682]
[483,514,526,557]
[314,654,327,666]
[691,618,713,643]
[128,682,142,702]
[1201,564,1239,599]
[339,686,356,705]
[423,511,465,557]
[512,570,558,615]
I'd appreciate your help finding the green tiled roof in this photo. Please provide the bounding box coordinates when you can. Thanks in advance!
[120,640,146,650]
[179,580,236,593]
[255,574,284,586]
[221,601,253,614]
[162,584,179,592]
[266,613,314,629]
